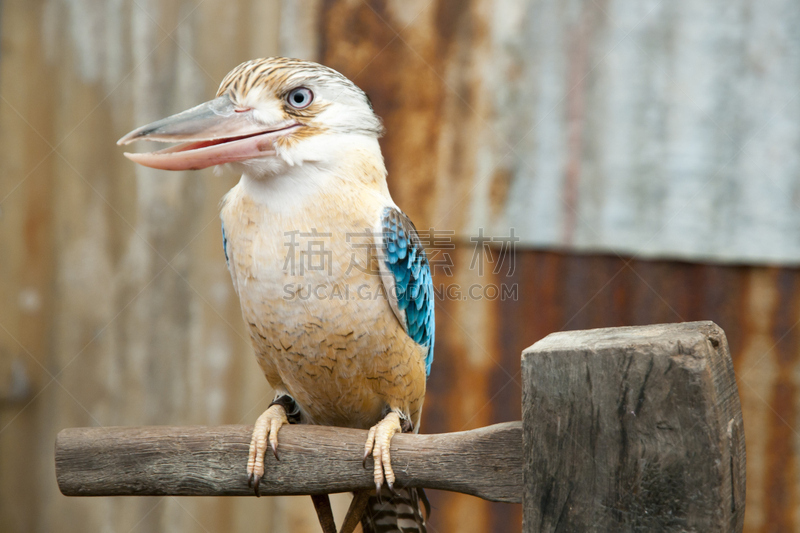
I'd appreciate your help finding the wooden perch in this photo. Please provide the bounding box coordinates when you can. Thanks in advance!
[56,421,522,503]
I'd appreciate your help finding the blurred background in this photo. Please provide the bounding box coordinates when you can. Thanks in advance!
[0,0,798,531]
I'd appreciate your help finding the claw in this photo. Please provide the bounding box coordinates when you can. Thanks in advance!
[364,425,377,466]
[365,411,403,492]
[271,441,279,460]
[269,416,282,460]
[246,404,288,496]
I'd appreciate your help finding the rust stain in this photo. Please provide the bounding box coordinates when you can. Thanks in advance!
[560,0,609,245]
[561,9,589,245]
[488,167,512,219]
[318,0,486,232]
[23,188,50,260]
[319,0,441,228]
[761,269,799,533]
[428,0,486,235]
[433,0,471,57]
[740,268,779,531]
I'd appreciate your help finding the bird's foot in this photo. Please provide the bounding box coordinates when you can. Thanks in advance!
[247,403,288,495]
[363,411,407,493]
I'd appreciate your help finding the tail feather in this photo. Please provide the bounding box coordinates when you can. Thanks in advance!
[360,487,428,533]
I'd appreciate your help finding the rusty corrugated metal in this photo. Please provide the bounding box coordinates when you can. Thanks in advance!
[322,0,800,266]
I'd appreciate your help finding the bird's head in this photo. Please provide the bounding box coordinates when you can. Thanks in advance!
[117,57,384,177]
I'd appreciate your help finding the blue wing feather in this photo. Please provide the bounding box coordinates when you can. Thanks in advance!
[381,207,435,376]
[221,221,229,265]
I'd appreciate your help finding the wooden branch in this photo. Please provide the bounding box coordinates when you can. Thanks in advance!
[56,421,522,503]
[522,321,745,533]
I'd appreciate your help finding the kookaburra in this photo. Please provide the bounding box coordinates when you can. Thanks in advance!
[119,57,434,533]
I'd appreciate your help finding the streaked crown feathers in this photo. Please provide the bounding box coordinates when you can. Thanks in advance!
[217,57,384,138]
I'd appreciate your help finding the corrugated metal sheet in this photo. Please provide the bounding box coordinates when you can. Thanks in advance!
[0,1,798,533]
[321,0,800,265]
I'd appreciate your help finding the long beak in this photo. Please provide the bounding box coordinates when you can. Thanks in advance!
[117,95,297,171]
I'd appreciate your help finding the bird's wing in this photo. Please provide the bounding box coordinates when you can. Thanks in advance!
[222,220,230,266]
[220,218,240,297]
[377,206,435,376]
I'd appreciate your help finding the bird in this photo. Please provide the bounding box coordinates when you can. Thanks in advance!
[118,57,435,533]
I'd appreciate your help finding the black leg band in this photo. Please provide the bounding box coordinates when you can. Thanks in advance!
[269,395,302,424]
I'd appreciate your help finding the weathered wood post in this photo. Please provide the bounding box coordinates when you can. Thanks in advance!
[522,321,745,532]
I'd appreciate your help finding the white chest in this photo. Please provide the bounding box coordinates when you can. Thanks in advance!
[221,175,386,297]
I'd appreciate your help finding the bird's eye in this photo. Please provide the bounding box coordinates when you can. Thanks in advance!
[287,87,313,109]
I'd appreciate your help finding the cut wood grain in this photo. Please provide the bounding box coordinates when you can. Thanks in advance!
[55,422,522,503]
[522,321,745,533]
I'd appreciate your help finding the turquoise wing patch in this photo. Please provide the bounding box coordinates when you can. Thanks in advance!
[381,207,435,376]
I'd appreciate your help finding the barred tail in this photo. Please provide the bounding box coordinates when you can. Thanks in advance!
[360,487,429,533]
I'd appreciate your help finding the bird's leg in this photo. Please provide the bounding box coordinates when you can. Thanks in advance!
[363,408,413,493]
[339,490,372,533]
[310,494,337,533]
[247,394,300,495]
